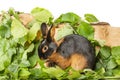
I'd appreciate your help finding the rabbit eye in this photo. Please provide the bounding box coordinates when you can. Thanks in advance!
[42,45,48,53]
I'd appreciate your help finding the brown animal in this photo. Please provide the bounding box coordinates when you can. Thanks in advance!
[38,23,95,70]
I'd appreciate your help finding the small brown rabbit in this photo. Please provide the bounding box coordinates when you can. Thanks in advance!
[38,23,95,70]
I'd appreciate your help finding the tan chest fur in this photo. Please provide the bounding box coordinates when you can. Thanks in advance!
[48,52,87,70]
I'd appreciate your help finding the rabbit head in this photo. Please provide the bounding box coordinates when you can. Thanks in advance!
[38,23,57,60]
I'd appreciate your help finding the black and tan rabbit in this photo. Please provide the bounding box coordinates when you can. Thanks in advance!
[38,23,95,70]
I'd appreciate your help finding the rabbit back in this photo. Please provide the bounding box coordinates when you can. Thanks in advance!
[56,34,95,69]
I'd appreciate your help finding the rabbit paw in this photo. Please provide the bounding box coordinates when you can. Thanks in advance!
[44,60,56,67]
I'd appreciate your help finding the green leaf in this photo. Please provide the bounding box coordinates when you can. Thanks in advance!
[67,69,81,80]
[84,14,99,22]
[18,35,28,46]
[96,67,105,75]
[29,52,39,67]
[0,39,10,56]
[0,55,10,71]
[43,67,65,79]
[31,7,53,23]
[55,23,74,41]
[55,12,81,25]
[0,13,11,38]
[104,70,113,76]
[29,43,40,67]
[7,48,16,58]
[76,21,94,40]
[25,43,35,53]
[29,68,49,79]
[100,46,111,60]
[116,59,120,65]
[28,22,40,42]
[7,61,20,79]
[8,8,19,19]
[113,67,120,77]
[19,68,31,79]
[0,38,17,71]
[0,24,11,38]
[106,58,117,70]
[20,44,34,67]
[0,76,9,80]
[111,46,120,65]
[20,60,30,68]
[11,18,28,39]
[82,69,101,79]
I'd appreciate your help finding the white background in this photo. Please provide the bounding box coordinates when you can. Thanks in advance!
[0,0,120,27]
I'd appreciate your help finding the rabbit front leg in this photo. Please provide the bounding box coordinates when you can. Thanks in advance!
[44,60,56,67]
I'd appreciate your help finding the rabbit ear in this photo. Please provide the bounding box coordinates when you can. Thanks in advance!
[41,23,48,39]
[47,25,56,43]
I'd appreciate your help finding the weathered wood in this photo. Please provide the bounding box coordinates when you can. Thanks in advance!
[19,13,33,26]
[106,27,120,47]
[92,22,120,47]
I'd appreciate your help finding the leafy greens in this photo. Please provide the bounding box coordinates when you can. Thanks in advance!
[0,7,120,80]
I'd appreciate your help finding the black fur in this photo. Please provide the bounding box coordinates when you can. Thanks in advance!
[41,23,48,38]
[38,39,57,59]
[38,23,57,59]
[57,34,95,69]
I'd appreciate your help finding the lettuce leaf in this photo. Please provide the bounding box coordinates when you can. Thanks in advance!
[28,22,40,42]
[0,38,17,71]
[76,21,94,40]
[99,46,111,60]
[31,7,53,23]
[19,68,31,79]
[0,13,11,38]
[84,14,99,22]
[55,23,74,41]
[43,67,66,79]
[112,46,120,65]
[55,12,81,25]
[7,62,20,79]
[20,43,34,67]
[11,18,28,39]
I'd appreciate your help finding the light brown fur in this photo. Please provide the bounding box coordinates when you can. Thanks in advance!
[55,38,64,46]
[70,54,87,70]
[46,53,87,70]
[50,26,56,41]
[48,52,71,69]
